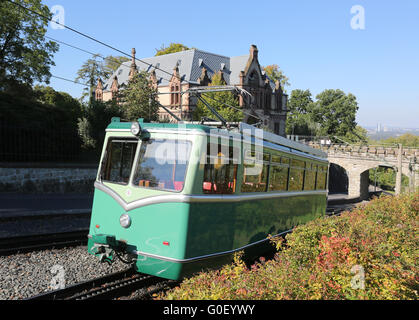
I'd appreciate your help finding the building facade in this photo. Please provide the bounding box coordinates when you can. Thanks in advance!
[95,45,288,136]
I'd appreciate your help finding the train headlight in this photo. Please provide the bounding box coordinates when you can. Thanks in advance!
[119,214,131,228]
[130,122,141,136]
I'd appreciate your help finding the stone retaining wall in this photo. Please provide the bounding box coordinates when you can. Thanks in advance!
[0,164,98,193]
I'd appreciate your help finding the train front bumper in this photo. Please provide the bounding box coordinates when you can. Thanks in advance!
[87,234,129,263]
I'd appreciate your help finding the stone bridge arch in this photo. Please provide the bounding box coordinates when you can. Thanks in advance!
[329,156,416,200]
[302,142,419,200]
[328,157,393,199]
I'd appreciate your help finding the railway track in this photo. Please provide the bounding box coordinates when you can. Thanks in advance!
[0,229,88,256]
[26,268,176,300]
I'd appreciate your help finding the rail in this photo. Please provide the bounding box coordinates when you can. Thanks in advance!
[0,230,88,256]
[26,268,176,300]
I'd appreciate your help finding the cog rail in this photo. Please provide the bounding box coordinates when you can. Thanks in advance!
[26,268,170,300]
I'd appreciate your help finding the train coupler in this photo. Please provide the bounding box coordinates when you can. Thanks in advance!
[88,234,127,264]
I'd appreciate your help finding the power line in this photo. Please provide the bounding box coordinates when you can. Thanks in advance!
[50,75,89,87]
[201,93,262,122]
[5,0,183,83]
[44,35,173,84]
[45,35,98,57]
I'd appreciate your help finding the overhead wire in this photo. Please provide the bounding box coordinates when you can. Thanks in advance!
[6,0,259,124]
[4,0,183,83]
[44,35,174,84]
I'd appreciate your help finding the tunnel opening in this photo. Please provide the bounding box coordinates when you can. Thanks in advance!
[328,163,349,194]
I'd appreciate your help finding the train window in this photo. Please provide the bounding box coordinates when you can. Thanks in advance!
[133,139,191,192]
[281,157,290,165]
[269,164,289,191]
[316,165,328,190]
[100,139,138,185]
[304,162,316,191]
[271,155,281,164]
[241,152,270,192]
[203,143,238,194]
[288,159,305,191]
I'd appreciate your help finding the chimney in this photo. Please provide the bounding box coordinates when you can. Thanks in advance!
[250,44,258,60]
[129,48,137,80]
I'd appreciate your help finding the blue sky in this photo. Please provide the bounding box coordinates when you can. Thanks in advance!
[44,0,419,128]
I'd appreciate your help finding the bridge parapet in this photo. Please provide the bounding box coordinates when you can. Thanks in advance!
[304,142,418,199]
[307,143,419,160]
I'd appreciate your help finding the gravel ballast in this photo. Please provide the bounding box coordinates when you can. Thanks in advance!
[0,245,129,300]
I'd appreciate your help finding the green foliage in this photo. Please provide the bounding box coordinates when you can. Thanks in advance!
[193,73,243,122]
[343,125,369,143]
[0,0,58,86]
[157,193,419,300]
[286,89,317,135]
[77,71,159,150]
[312,89,359,137]
[369,167,409,191]
[263,64,290,90]
[77,99,122,150]
[381,134,419,148]
[118,71,159,122]
[0,84,81,130]
[286,89,361,141]
[0,85,82,161]
[33,85,83,125]
[155,43,190,56]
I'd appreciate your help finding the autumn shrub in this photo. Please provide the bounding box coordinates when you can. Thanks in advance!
[157,192,418,300]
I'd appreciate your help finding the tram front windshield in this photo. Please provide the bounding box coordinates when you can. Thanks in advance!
[132,139,192,192]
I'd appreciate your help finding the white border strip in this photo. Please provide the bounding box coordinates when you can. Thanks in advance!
[134,229,293,264]
[94,181,327,212]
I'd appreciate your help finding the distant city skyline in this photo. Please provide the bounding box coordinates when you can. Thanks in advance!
[42,0,419,128]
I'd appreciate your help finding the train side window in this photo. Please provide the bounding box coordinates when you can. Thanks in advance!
[100,139,138,185]
[241,152,270,193]
[304,162,316,191]
[268,154,288,191]
[269,165,288,191]
[288,159,305,191]
[316,165,328,190]
[203,143,238,194]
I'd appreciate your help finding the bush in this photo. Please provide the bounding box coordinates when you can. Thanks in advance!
[157,193,419,300]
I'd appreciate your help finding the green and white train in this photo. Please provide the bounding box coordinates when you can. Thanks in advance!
[87,118,329,280]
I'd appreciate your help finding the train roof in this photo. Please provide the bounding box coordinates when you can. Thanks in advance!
[106,118,327,159]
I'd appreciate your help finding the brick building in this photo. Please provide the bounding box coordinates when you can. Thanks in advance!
[95,45,288,136]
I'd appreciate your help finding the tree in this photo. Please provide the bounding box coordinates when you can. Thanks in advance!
[311,89,359,137]
[76,55,130,102]
[119,71,159,122]
[103,55,129,76]
[0,0,58,87]
[77,99,122,149]
[155,43,190,56]
[193,72,243,122]
[33,85,83,126]
[344,125,368,143]
[263,64,290,91]
[286,89,317,135]
[382,133,419,147]
[75,54,106,102]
